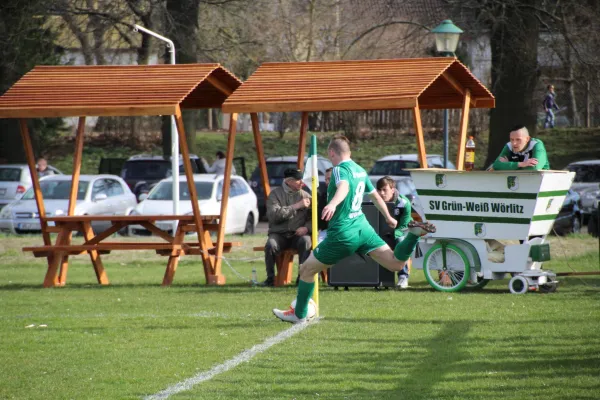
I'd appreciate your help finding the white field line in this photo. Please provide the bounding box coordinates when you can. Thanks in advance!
[143,318,319,400]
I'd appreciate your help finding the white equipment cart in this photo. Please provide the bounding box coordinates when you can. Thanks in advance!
[409,169,575,294]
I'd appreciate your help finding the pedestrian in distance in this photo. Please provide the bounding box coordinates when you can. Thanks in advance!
[36,157,55,178]
[543,84,560,129]
[201,150,237,175]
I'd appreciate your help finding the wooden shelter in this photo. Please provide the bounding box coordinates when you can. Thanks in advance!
[0,64,242,287]
[222,58,495,182]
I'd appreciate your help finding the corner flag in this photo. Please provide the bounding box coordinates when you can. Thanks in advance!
[303,135,320,316]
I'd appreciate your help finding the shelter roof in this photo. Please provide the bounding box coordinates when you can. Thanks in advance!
[222,57,494,113]
[0,64,241,118]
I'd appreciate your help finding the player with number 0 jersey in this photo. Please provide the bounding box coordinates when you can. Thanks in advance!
[273,135,436,324]
[314,159,386,265]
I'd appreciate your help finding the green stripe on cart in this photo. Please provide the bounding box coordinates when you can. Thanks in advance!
[531,214,559,221]
[417,189,568,199]
[426,214,531,224]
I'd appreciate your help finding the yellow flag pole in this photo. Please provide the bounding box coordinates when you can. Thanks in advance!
[310,135,319,316]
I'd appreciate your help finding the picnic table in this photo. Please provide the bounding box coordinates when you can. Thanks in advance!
[22,214,241,287]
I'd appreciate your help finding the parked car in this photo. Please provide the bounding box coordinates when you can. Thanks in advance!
[552,189,582,235]
[248,155,333,219]
[110,154,247,202]
[0,164,63,210]
[117,154,207,201]
[362,176,424,220]
[564,160,600,225]
[0,174,136,234]
[369,154,456,185]
[129,174,258,235]
[368,154,454,219]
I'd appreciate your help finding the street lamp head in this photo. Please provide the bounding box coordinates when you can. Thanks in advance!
[431,19,463,56]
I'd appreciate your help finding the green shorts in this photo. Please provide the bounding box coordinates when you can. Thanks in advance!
[313,222,386,266]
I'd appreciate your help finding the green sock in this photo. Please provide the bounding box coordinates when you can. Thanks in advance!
[394,232,419,261]
[294,280,315,319]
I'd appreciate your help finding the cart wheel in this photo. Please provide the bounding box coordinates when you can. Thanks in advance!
[423,243,470,292]
[465,274,490,290]
[508,275,529,294]
[539,282,557,293]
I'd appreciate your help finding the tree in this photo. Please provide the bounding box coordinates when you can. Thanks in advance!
[0,0,63,163]
[445,0,600,165]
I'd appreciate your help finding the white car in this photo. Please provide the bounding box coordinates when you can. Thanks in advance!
[368,154,456,187]
[0,174,137,234]
[0,164,63,210]
[129,174,259,235]
[368,155,454,218]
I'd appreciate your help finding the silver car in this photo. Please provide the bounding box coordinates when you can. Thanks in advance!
[565,160,600,223]
[0,164,62,210]
[0,174,137,234]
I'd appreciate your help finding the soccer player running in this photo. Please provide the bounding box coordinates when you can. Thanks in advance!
[273,135,435,323]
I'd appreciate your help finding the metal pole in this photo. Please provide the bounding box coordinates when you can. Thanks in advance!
[134,25,179,234]
[443,109,449,168]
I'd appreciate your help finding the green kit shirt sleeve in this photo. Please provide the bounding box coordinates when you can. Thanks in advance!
[393,194,413,239]
[492,145,520,171]
[521,140,550,170]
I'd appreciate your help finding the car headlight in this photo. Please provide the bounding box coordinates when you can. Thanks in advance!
[583,190,600,200]
[0,206,11,219]
[54,209,65,216]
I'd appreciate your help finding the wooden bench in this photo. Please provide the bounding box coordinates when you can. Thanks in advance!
[253,246,327,286]
[22,214,241,287]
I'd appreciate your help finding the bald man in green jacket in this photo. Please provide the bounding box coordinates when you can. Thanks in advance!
[492,125,550,171]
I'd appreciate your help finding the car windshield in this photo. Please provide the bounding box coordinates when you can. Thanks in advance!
[370,160,420,176]
[567,164,600,183]
[251,162,297,180]
[22,180,89,200]
[147,181,214,201]
[122,160,172,179]
[122,160,200,180]
[0,167,22,182]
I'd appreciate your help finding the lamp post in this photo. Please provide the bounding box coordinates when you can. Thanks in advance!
[431,19,463,168]
[133,25,179,234]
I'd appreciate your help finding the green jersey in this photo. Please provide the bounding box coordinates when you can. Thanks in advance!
[392,192,412,239]
[492,138,550,171]
[327,159,375,236]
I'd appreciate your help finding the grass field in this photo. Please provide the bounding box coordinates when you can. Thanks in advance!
[1,233,599,399]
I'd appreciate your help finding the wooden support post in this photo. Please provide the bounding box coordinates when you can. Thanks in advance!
[455,89,472,170]
[81,221,109,285]
[57,233,73,285]
[251,113,270,198]
[212,113,238,285]
[68,117,86,215]
[163,224,186,286]
[43,228,69,287]
[412,103,428,168]
[19,119,50,246]
[297,112,309,170]
[174,106,212,278]
[57,117,87,285]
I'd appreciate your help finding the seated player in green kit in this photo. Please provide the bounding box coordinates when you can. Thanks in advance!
[273,136,435,323]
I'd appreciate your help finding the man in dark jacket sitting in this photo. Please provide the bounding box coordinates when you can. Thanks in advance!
[261,168,312,287]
